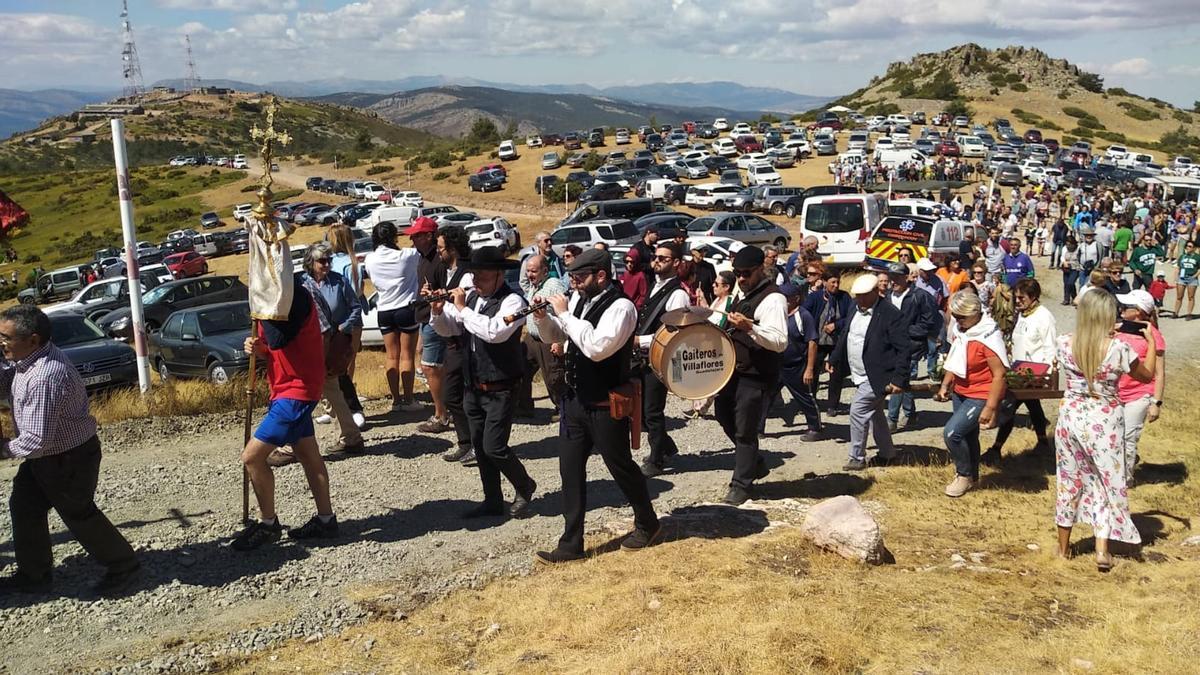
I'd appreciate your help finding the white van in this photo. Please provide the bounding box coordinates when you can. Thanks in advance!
[642,177,681,200]
[800,193,887,267]
[887,198,946,219]
[193,232,222,257]
[875,148,930,168]
[232,154,248,169]
[498,140,518,161]
[356,205,418,230]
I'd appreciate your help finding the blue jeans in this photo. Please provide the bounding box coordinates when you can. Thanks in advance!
[1049,241,1064,267]
[887,343,924,422]
[944,394,986,480]
[1062,268,1079,303]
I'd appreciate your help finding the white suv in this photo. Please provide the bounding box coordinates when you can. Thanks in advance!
[232,203,254,222]
[498,140,518,161]
[466,217,520,254]
[746,163,782,186]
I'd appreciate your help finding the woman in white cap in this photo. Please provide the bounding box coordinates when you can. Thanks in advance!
[1112,289,1165,476]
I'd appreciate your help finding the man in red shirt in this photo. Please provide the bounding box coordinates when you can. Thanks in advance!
[233,280,337,551]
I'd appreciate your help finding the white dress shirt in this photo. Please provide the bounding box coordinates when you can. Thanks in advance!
[444,266,474,291]
[532,286,637,361]
[890,287,909,310]
[1011,304,1057,364]
[746,291,788,353]
[431,289,526,345]
[847,305,873,385]
[636,276,691,349]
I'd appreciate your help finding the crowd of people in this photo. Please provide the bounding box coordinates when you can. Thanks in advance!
[2,170,1192,596]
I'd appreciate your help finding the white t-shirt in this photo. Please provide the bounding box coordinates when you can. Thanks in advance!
[364,246,421,311]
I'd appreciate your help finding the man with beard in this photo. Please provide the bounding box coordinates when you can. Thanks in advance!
[530,249,661,563]
[428,225,476,466]
[714,247,788,505]
[635,242,690,477]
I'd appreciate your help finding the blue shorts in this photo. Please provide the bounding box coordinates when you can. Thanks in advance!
[420,322,446,367]
[378,306,419,335]
[1180,276,1199,287]
[254,398,318,447]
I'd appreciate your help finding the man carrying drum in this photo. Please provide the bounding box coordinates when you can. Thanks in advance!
[530,248,661,564]
[715,247,788,505]
[636,241,691,477]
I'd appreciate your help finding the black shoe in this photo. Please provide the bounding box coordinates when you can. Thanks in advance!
[510,480,536,519]
[534,548,586,565]
[723,485,750,505]
[887,420,899,433]
[93,562,140,597]
[799,429,823,442]
[0,572,52,595]
[640,460,665,478]
[459,449,478,467]
[231,520,283,551]
[621,524,663,550]
[753,462,770,481]
[871,454,896,467]
[842,458,867,471]
[288,515,339,540]
[981,447,1001,467]
[514,408,536,419]
[442,445,472,462]
[462,502,505,519]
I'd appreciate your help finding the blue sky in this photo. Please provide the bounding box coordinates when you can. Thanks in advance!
[2,1,1199,107]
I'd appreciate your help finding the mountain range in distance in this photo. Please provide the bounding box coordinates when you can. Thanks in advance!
[0,88,118,139]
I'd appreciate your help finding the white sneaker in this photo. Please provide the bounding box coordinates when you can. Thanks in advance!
[314,414,332,425]
[352,412,366,429]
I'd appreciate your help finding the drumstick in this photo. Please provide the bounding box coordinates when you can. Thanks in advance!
[691,305,760,325]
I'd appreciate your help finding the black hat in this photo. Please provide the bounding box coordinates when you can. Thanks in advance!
[656,226,684,239]
[732,246,765,269]
[886,261,908,276]
[567,248,611,275]
[469,246,520,270]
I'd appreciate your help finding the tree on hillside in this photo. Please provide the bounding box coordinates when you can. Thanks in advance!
[1193,100,1200,113]
[944,99,973,119]
[354,129,372,151]
[648,114,658,130]
[1077,71,1104,94]
[468,118,500,145]
[503,121,519,142]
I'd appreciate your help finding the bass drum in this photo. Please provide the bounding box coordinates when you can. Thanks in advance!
[648,322,736,400]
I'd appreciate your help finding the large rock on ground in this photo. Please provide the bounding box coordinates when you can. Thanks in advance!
[799,495,892,565]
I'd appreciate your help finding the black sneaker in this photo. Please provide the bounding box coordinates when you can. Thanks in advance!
[442,445,472,462]
[640,460,665,478]
[93,562,140,598]
[462,502,505,519]
[288,515,339,540]
[621,524,662,550]
[534,548,586,565]
[459,449,479,467]
[231,520,283,551]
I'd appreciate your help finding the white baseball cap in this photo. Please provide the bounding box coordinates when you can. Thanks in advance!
[1115,290,1154,314]
[916,257,938,272]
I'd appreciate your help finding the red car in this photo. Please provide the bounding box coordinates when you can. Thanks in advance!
[476,163,508,177]
[164,251,208,278]
[1024,129,1043,143]
[1043,138,1060,153]
[734,135,763,152]
[937,140,961,156]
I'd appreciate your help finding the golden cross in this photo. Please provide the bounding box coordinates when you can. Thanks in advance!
[249,95,291,219]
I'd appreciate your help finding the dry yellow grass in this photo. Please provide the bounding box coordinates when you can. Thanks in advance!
[233,371,1200,674]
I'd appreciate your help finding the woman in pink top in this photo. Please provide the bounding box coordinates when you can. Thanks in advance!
[1113,290,1166,478]
[621,249,648,309]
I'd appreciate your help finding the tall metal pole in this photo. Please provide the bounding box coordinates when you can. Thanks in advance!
[110,119,152,392]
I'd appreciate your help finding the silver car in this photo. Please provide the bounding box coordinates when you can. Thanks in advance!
[684,212,791,248]
[813,137,836,155]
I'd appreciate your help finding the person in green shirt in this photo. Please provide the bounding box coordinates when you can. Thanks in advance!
[1128,234,1163,290]
[1111,223,1134,264]
[1172,239,1200,319]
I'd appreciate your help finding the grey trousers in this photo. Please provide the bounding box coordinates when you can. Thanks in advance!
[848,379,896,462]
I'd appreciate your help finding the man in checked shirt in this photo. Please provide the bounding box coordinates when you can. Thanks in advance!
[0,305,139,596]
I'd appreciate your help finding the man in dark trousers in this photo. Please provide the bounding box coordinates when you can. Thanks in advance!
[635,241,690,477]
[830,274,911,471]
[431,247,536,519]
[530,248,661,563]
[884,261,940,432]
[0,305,140,596]
[715,246,788,505]
[430,225,476,466]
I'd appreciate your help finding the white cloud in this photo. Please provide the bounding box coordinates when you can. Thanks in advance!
[155,0,299,11]
[1106,57,1152,76]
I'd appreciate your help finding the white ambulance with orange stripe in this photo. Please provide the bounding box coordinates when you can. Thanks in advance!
[865,216,979,270]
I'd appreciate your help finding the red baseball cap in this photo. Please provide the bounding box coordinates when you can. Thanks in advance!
[407,216,437,236]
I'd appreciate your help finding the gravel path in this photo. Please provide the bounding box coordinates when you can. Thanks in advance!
[3,243,1196,673]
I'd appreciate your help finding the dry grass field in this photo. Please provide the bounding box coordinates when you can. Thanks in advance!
[230,368,1200,674]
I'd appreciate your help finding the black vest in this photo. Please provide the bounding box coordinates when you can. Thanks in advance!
[464,284,525,385]
[565,284,632,404]
[636,277,683,336]
[730,280,783,383]
[445,265,469,350]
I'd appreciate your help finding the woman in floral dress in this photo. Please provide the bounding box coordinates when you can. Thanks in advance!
[1055,290,1157,571]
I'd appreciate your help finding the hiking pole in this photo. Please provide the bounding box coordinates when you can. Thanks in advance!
[241,319,259,524]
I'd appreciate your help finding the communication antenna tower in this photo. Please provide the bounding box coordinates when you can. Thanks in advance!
[184,34,201,92]
[120,0,146,99]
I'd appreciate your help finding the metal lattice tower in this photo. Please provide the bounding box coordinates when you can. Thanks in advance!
[120,0,145,99]
[184,34,200,92]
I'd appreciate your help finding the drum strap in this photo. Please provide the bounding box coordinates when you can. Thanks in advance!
[636,277,682,336]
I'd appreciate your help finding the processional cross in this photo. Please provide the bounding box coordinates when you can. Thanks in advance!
[249,96,291,219]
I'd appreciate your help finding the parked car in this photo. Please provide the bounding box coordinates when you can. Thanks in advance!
[746,162,782,186]
[468,172,504,192]
[718,169,744,187]
[1067,169,1101,191]
[199,211,222,229]
[812,137,836,155]
[735,153,769,170]
[98,276,248,339]
[465,218,520,254]
[149,301,255,385]
[43,274,160,323]
[995,163,1024,186]
[49,312,138,393]
[632,211,693,235]
[752,186,805,215]
[615,129,631,145]
[294,203,332,226]
[734,135,763,153]
[544,218,640,256]
[766,146,796,168]
[672,159,709,179]
[164,251,208,279]
[579,181,625,203]
[937,140,961,156]
[685,212,791,249]
[566,170,596,189]
[540,151,561,170]
[498,140,518,160]
[534,174,560,194]
[526,135,543,149]
[685,183,751,210]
